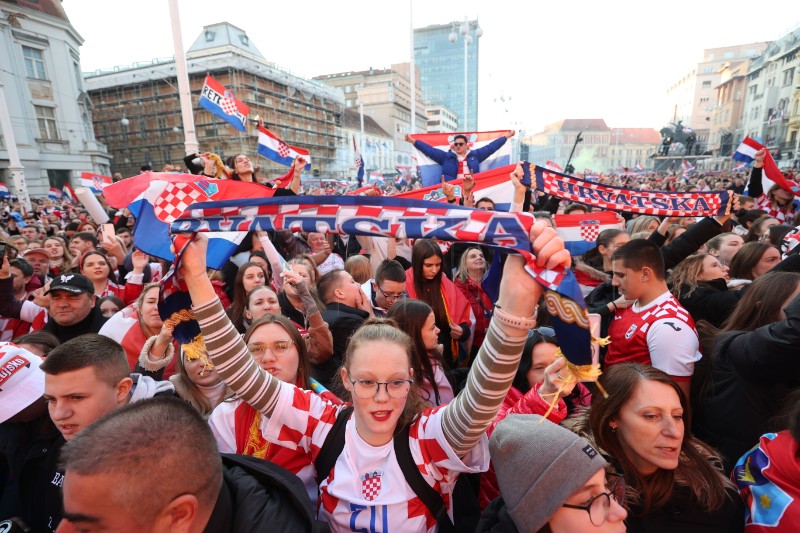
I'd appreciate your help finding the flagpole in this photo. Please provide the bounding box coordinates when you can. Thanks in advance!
[409,0,415,134]
[0,86,31,212]
[168,0,198,155]
[359,102,365,160]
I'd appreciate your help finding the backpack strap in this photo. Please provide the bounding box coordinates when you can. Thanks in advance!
[393,424,457,533]
[314,405,353,485]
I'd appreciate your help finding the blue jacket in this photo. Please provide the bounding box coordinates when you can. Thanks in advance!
[412,136,508,182]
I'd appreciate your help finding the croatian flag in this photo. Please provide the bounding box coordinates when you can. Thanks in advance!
[555,211,623,256]
[257,124,311,170]
[635,162,644,172]
[732,162,747,172]
[353,135,365,187]
[0,183,8,197]
[681,160,695,174]
[368,171,384,184]
[80,172,113,193]
[48,188,63,200]
[63,183,78,202]
[396,164,516,211]
[102,172,276,269]
[409,130,512,186]
[198,75,249,132]
[735,137,800,197]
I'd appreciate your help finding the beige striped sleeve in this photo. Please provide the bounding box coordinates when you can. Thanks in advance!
[194,298,282,416]
[441,319,528,456]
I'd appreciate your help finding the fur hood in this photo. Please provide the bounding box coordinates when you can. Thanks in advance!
[574,258,610,283]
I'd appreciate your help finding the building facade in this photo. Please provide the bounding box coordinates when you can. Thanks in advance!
[740,28,800,163]
[342,108,394,176]
[708,60,752,158]
[426,104,459,133]
[524,119,611,171]
[85,23,345,178]
[0,0,110,198]
[608,128,662,170]
[414,20,480,131]
[314,63,427,167]
[667,42,768,150]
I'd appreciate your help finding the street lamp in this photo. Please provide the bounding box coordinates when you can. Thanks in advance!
[449,18,482,131]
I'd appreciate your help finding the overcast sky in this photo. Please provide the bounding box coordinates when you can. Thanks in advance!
[64,0,798,134]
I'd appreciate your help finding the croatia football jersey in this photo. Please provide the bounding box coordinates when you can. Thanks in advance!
[261,380,488,532]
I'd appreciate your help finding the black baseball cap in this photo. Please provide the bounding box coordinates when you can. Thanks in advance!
[45,273,94,295]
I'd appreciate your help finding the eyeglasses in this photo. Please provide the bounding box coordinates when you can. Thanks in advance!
[561,474,625,526]
[453,142,466,147]
[248,340,294,357]
[377,286,407,303]
[349,378,413,399]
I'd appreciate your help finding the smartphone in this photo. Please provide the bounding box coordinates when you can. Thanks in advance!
[102,223,115,240]
[0,243,6,258]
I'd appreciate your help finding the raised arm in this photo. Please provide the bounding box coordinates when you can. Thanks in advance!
[180,236,283,416]
[441,208,570,456]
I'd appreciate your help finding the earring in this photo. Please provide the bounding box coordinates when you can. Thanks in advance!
[610,425,618,433]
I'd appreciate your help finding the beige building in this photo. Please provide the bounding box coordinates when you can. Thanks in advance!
[788,68,800,166]
[342,108,394,175]
[524,119,611,171]
[608,129,662,170]
[314,63,427,166]
[667,42,768,150]
[708,60,752,158]
[426,104,458,133]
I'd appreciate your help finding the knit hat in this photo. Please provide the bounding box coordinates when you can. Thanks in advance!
[490,414,608,532]
[0,344,46,423]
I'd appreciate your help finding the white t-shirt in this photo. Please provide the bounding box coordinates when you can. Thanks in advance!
[317,253,345,275]
[262,380,488,532]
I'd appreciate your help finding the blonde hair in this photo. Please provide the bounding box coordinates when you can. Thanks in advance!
[345,255,372,285]
[669,254,709,299]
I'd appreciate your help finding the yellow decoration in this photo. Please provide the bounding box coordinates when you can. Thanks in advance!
[760,494,772,509]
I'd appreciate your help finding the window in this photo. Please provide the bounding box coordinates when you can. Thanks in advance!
[35,105,59,140]
[23,46,47,80]
[701,80,712,88]
[783,68,795,87]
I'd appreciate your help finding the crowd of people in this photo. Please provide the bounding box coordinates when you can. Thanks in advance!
[0,143,799,533]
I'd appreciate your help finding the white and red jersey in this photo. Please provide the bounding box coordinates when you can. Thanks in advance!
[606,291,701,379]
[755,194,796,223]
[261,381,488,533]
[316,253,345,276]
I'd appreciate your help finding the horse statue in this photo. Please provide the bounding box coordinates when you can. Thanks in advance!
[659,121,698,156]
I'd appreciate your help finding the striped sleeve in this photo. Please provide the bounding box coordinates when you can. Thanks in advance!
[441,319,528,456]
[194,298,282,416]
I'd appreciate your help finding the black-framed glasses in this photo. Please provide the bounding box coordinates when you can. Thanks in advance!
[349,378,413,399]
[561,474,625,526]
[376,285,407,303]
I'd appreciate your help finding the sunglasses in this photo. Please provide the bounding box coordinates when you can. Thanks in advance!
[453,142,466,147]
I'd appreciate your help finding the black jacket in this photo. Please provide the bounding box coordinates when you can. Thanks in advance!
[475,497,519,532]
[677,278,744,328]
[626,484,744,533]
[204,454,320,533]
[694,293,800,470]
[42,305,108,344]
[319,303,369,387]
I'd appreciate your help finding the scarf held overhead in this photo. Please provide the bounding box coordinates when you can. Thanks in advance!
[531,163,734,217]
[169,193,594,368]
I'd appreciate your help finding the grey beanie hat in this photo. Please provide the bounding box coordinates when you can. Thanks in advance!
[490,414,608,532]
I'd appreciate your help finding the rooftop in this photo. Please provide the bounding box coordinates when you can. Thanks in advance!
[343,109,392,138]
[545,119,610,132]
[187,22,264,59]
[610,128,662,145]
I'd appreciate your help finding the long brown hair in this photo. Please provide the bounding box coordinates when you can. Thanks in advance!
[229,262,269,333]
[244,314,312,389]
[386,299,443,405]
[669,253,709,299]
[589,363,734,515]
[411,239,447,328]
[338,318,428,430]
[721,271,800,332]
[728,241,775,280]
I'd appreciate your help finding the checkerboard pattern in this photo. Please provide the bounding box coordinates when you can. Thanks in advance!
[220,95,238,116]
[277,141,291,158]
[154,183,208,223]
[361,472,382,501]
[579,223,600,242]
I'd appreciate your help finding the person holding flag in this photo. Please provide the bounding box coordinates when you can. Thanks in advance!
[747,148,797,223]
[405,131,514,183]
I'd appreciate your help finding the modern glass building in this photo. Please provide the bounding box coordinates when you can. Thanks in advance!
[414,21,480,131]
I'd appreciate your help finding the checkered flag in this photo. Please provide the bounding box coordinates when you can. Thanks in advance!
[153,183,209,223]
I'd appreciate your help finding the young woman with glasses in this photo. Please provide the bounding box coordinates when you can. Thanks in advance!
[177,217,568,532]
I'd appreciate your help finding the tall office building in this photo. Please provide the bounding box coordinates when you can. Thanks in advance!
[414,20,480,131]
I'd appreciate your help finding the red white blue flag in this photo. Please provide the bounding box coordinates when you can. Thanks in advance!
[79,172,113,193]
[63,183,78,202]
[734,137,800,197]
[0,183,9,197]
[48,187,63,200]
[408,130,512,187]
[198,75,250,132]
[257,124,311,170]
[555,211,623,256]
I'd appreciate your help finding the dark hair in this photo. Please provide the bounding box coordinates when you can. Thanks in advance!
[744,215,779,243]
[411,239,447,328]
[13,330,60,356]
[229,262,269,333]
[728,241,776,280]
[225,153,255,182]
[386,299,443,405]
[375,259,407,285]
[452,134,468,143]
[317,269,347,304]
[766,224,795,247]
[65,221,80,232]
[71,231,99,247]
[116,227,131,236]
[248,250,272,278]
[611,239,665,279]
[9,258,33,277]
[98,295,125,315]
[589,363,733,515]
[705,232,740,253]
[59,397,222,526]
[243,285,280,329]
[582,229,627,270]
[737,209,767,230]
[512,329,559,393]
[564,203,589,214]
[41,334,130,387]
[475,197,496,209]
[244,314,312,389]
[721,272,800,332]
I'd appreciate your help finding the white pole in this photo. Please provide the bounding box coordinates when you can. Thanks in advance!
[359,102,365,167]
[0,86,31,212]
[168,0,199,155]
[463,30,468,131]
[409,0,416,134]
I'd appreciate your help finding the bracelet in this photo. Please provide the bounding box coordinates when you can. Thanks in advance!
[447,197,457,204]
[611,301,617,312]
[493,304,538,330]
